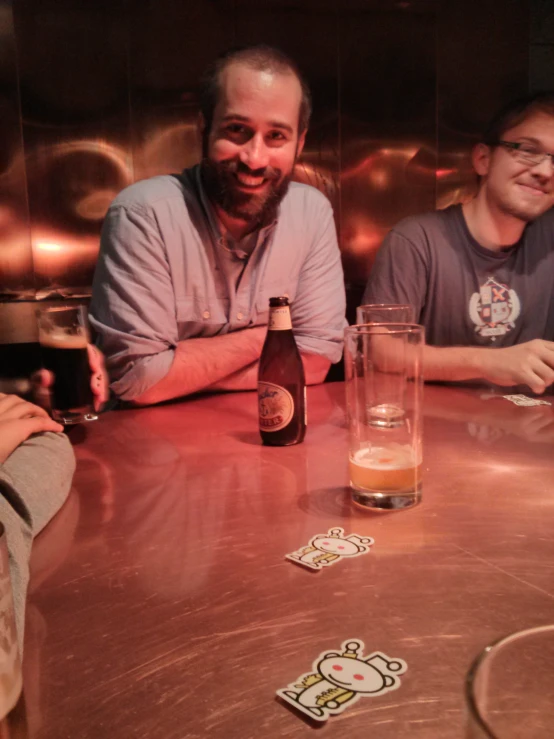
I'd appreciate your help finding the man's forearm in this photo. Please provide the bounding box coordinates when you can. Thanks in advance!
[131,327,266,405]
[209,352,331,392]
[422,344,484,382]
[423,340,554,393]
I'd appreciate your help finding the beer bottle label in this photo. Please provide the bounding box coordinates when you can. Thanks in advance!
[258,381,294,432]
[268,306,292,331]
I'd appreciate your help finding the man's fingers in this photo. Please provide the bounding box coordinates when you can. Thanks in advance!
[535,344,554,368]
[87,344,109,407]
[527,357,554,392]
[31,368,55,388]
[29,369,54,411]
[523,368,548,395]
[87,344,102,372]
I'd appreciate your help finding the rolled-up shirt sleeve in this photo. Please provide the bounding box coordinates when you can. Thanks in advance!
[89,205,178,401]
[291,197,347,363]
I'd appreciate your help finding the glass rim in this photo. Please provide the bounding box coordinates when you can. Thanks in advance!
[465,623,554,738]
[357,303,413,311]
[345,322,424,335]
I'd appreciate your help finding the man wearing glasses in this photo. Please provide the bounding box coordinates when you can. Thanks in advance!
[364,92,554,394]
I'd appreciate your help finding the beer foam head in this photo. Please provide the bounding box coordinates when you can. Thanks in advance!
[39,330,88,350]
[352,444,417,470]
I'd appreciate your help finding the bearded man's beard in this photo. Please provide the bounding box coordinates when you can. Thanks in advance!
[201,157,294,229]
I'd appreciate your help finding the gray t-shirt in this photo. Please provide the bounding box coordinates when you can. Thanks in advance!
[90,165,347,400]
[363,204,554,347]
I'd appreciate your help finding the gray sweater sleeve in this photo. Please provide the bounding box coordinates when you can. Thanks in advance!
[0,432,75,651]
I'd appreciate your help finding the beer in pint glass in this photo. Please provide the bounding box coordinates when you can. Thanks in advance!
[344,323,423,510]
[38,306,97,424]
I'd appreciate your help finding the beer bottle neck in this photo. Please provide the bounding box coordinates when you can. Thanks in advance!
[267,305,292,331]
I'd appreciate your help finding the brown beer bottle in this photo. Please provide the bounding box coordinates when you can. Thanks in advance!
[258,297,306,446]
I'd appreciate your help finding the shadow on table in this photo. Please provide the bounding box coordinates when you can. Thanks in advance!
[233,431,263,446]
[297,486,353,518]
[298,486,410,519]
[275,695,327,729]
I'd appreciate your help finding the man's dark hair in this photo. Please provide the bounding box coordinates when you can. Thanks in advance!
[482,91,554,146]
[199,44,312,137]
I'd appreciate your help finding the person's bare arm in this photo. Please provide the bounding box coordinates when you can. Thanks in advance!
[0,395,63,464]
[423,339,554,393]
[209,352,331,392]
[131,327,267,406]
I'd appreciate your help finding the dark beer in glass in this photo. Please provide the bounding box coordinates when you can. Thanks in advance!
[38,306,97,424]
[258,297,306,446]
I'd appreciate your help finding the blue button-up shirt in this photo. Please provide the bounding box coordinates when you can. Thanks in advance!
[90,165,346,400]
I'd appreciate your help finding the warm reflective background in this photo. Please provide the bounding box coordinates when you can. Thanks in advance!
[0,0,531,328]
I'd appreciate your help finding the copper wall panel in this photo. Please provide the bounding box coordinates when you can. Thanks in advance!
[128,0,235,182]
[13,0,132,299]
[436,0,530,210]
[0,1,34,300]
[339,3,437,295]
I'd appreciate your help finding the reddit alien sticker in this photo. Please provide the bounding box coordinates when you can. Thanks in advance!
[285,527,373,571]
[277,639,407,721]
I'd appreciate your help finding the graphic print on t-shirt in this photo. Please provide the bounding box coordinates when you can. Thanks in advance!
[468,276,521,340]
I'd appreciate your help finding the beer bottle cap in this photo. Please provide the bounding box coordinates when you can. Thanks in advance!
[269,296,290,307]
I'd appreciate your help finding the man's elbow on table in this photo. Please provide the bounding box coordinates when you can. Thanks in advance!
[110,366,171,407]
[108,348,180,407]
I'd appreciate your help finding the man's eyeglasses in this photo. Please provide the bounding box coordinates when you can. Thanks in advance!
[497,140,554,168]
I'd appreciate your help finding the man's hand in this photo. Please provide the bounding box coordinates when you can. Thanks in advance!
[87,344,109,409]
[33,344,109,412]
[477,340,554,394]
[0,394,63,464]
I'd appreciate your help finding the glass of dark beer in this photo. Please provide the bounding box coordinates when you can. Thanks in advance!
[38,306,97,424]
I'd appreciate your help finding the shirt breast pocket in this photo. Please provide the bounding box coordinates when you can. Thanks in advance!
[254,282,297,325]
[176,297,230,339]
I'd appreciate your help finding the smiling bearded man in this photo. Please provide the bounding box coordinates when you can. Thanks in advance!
[364,92,554,395]
[90,45,346,406]
[199,53,306,236]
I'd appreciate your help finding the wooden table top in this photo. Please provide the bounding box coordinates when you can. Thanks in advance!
[23,382,554,738]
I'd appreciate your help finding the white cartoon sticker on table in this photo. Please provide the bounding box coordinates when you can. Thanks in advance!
[277,639,407,722]
[285,527,373,571]
[502,394,551,407]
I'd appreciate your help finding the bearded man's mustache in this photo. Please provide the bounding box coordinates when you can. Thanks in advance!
[219,160,282,181]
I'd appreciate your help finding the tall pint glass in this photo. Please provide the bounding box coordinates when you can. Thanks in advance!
[466,625,554,738]
[38,306,97,424]
[356,303,414,325]
[344,323,424,511]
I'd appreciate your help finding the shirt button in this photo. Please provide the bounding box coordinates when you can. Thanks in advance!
[203,310,210,319]
[237,312,243,320]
